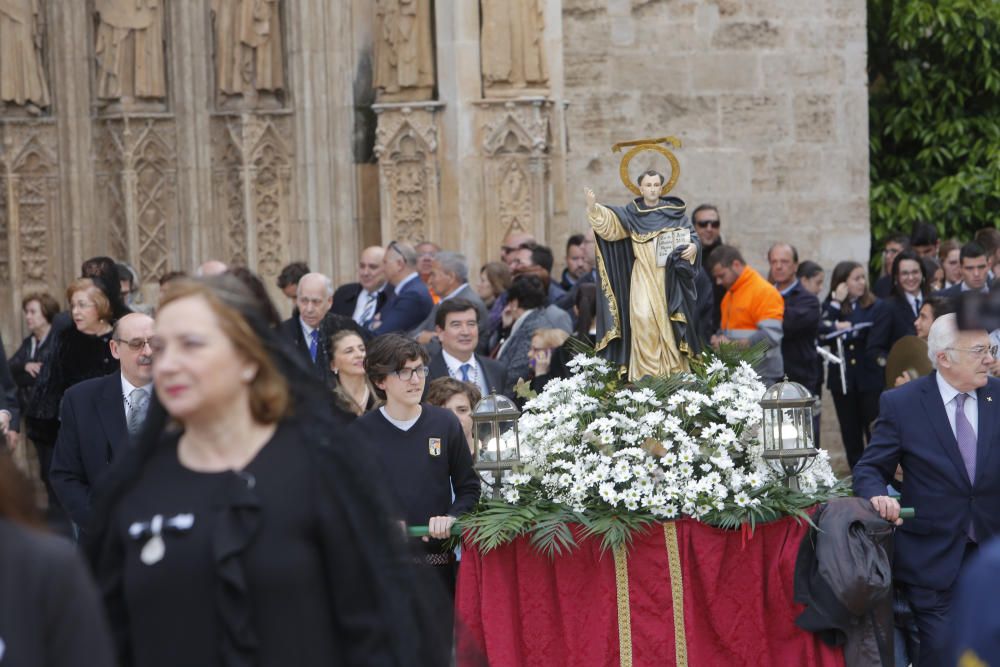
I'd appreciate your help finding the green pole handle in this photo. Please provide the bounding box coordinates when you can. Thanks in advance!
[407,525,462,538]
[899,508,915,520]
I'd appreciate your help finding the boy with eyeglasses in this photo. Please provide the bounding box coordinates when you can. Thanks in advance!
[348,334,480,598]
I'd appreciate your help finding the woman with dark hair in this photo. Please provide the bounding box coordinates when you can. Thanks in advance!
[81,256,132,322]
[796,261,825,297]
[869,249,930,368]
[0,454,116,667]
[821,261,886,469]
[9,292,60,507]
[328,329,377,420]
[87,276,452,666]
[574,282,598,343]
[477,261,513,345]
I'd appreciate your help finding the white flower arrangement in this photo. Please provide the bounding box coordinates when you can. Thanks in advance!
[498,352,840,523]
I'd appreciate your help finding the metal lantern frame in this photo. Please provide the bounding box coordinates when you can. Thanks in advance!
[759,378,818,490]
[471,391,522,498]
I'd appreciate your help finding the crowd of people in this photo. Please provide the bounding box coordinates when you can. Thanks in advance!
[0,208,998,666]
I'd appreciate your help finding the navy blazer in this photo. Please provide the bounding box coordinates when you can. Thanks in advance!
[330,282,393,319]
[779,282,820,390]
[853,373,1000,590]
[868,294,919,366]
[821,298,887,394]
[374,274,433,335]
[50,373,130,530]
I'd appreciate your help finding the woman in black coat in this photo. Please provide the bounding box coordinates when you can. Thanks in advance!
[821,261,887,470]
[88,276,452,667]
[868,250,930,369]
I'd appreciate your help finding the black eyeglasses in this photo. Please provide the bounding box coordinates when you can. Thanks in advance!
[695,220,721,229]
[391,366,430,381]
[114,337,153,351]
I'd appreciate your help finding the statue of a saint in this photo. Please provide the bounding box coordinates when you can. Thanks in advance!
[480,0,547,94]
[211,0,285,103]
[0,0,51,113]
[373,0,435,102]
[585,171,702,380]
[94,0,166,103]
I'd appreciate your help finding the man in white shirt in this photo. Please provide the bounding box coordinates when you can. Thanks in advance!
[51,313,155,531]
[331,246,391,326]
[426,299,507,399]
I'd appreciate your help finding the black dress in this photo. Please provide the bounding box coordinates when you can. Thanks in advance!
[93,423,400,667]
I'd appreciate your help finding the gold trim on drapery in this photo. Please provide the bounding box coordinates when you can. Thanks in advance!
[613,543,633,667]
[664,522,688,667]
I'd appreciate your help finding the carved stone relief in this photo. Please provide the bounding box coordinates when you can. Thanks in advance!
[210,114,292,279]
[0,123,59,296]
[94,118,179,280]
[479,98,551,251]
[373,0,435,103]
[480,0,548,98]
[93,0,167,110]
[373,103,441,244]
[211,0,286,111]
[0,0,52,115]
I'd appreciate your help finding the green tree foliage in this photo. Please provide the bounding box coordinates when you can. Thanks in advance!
[868,0,1000,266]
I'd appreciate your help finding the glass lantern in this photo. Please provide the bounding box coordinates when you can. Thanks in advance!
[759,378,818,490]
[471,392,522,498]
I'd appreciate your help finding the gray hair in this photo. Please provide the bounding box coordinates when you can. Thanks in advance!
[388,241,418,268]
[299,272,334,297]
[434,251,468,283]
[927,313,960,369]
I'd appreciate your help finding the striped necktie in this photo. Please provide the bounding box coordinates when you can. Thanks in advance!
[359,291,378,327]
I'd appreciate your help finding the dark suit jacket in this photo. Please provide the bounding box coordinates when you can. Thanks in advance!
[278,313,367,381]
[868,294,919,366]
[330,282,393,319]
[822,298,888,394]
[375,274,433,335]
[50,373,131,530]
[853,374,1000,589]
[427,350,508,399]
[411,285,490,336]
[780,282,821,390]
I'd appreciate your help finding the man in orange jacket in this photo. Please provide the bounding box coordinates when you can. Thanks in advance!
[708,245,785,385]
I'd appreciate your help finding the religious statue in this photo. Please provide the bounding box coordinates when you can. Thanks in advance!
[0,0,51,113]
[585,165,702,381]
[480,0,547,95]
[94,0,167,104]
[373,0,435,102]
[211,0,285,106]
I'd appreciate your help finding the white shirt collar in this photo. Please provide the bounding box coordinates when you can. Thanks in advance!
[121,373,152,398]
[299,318,317,337]
[441,283,468,302]
[442,348,475,370]
[905,292,922,310]
[960,282,989,294]
[936,371,976,407]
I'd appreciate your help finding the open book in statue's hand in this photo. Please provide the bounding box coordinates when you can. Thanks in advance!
[655,228,692,267]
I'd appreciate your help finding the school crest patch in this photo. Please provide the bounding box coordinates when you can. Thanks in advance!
[428,438,441,456]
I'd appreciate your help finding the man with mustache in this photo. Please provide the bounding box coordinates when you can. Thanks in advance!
[51,313,155,534]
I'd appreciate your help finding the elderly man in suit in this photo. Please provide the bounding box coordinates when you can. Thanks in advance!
[50,313,155,531]
[427,298,507,399]
[854,313,1000,667]
[279,272,365,379]
[371,241,433,335]
[413,252,489,346]
[331,246,393,326]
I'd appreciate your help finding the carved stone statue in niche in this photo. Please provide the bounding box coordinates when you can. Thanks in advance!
[94,0,167,108]
[0,0,51,114]
[211,0,285,110]
[373,0,435,102]
[480,0,547,96]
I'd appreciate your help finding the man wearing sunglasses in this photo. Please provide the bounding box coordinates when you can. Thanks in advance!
[51,313,155,533]
[692,204,725,334]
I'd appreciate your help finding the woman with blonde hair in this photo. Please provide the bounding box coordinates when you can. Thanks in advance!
[328,329,377,420]
[88,276,451,666]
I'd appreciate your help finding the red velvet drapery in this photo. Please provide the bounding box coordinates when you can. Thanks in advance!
[456,516,845,667]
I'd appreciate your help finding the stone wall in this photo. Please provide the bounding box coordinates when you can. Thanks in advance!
[560,0,870,279]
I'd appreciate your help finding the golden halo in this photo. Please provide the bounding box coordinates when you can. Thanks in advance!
[614,137,682,196]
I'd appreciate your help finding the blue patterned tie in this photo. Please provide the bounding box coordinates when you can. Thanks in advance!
[359,292,378,327]
[460,363,471,382]
[954,393,977,540]
[309,329,319,362]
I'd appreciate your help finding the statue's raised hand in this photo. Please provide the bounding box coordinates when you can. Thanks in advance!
[584,187,597,214]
